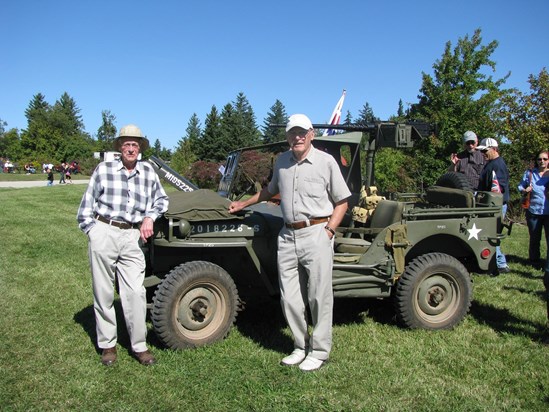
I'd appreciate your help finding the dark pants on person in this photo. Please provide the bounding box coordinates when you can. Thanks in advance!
[526,211,549,269]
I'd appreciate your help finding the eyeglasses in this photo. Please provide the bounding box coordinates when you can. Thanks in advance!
[465,141,476,145]
[538,158,548,161]
[287,128,312,138]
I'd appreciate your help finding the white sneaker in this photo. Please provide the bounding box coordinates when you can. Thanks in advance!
[298,355,325,372]
[280,349,307,366]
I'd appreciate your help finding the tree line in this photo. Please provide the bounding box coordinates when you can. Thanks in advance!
[1,29,547,209]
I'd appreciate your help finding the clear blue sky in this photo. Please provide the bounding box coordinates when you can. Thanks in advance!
[1,0,548,150]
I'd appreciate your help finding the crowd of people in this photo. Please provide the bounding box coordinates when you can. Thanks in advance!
[450,130,549,337]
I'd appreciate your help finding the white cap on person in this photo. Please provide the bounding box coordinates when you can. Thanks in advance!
[286,114,313,132]
[476,137,499,150]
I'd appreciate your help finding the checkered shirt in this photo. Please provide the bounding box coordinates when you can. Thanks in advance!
[77,160,169,233]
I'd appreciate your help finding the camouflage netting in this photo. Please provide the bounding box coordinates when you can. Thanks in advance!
[164,189,242,222]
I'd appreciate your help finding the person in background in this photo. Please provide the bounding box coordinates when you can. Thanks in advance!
[518,150,549,269]
[518,150,549,341]
[46,168,54,186]
[228,114,351,372]
[59,162,66,184]
[449,130,485,190]
[477,137,511,275]
[77,124,169,366]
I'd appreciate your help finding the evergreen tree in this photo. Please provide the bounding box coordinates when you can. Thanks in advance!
[20,93,52,159]
[343,110,353,125]
[97,110,117,151]
[397,99,405,117]
[199,105,223,162]
[171,113,200,174]
[232,92,261,147]
[262,99,287,144]
[355,102,377,125]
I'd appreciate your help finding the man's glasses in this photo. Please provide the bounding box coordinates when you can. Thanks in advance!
[538,157,548,161]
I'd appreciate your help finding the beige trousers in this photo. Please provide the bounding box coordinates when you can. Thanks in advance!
[87,220,148,353]
[277,223,334,361]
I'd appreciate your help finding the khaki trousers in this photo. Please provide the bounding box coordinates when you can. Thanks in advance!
[277,223,334,361]
[87,220,148,353]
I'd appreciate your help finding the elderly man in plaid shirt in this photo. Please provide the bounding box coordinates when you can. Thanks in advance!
[77,124,168,366]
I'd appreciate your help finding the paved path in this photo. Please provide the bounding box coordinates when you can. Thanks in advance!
[0,180,89,188]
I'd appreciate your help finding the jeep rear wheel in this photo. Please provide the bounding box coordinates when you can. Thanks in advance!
[151,261,239,349]
[394,253,472,330]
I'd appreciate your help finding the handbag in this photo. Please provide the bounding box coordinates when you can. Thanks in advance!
[521,170,532,209]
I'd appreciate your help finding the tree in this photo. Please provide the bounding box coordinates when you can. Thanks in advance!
[496,68,549,203]
[199,105,223,162]
[262,99,287,144]
[232,92,261,148]
[0,119,22,161]
[409,28,511,188]
[397,99,405,117]
[343,110,353,125]
[171,114,200,175]
[96,110,117,152]
[355,102,377,125]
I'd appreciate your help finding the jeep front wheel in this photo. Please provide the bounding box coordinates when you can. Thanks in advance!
[394,253,472,330]
[151,261,239,349]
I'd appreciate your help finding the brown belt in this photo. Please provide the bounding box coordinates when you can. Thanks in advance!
[285,217,329,230]
[96,215,139,230]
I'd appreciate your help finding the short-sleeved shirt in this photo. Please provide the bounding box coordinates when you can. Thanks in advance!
[518,168,549,215]
[77,160,169,233]
[267,146,351,223]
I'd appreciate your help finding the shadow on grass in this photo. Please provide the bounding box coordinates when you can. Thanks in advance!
[233,295,396,353]
[469,300,548,343]
[73,300,134,354]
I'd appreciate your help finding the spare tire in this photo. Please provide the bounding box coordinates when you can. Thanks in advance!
[436,172,472,191]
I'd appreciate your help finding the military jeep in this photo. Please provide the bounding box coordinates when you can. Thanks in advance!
[145,123,508,350]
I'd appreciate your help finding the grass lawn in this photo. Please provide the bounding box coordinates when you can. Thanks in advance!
[0,185,548,411]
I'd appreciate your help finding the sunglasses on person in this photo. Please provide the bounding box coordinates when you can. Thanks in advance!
[538,157,548,161]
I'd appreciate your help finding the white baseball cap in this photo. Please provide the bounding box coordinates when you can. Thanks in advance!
[477,137,499,150]
[462,131,477,143]
[286,114,313,132]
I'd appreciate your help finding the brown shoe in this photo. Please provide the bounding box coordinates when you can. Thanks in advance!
[101,347,117,366]
[134,350,156,366]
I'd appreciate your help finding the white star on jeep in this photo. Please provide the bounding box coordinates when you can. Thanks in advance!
[467,223,482,240]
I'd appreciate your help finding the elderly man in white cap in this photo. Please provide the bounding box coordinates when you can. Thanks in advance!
[77,124,169,366]
[449,131,485,190]
[477,137,511,274]
[228,114,351,371]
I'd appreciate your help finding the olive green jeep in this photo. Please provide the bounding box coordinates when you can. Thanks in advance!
[145,123,509,349]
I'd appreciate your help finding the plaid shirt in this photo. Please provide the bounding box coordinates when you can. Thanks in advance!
[77,160,169,233]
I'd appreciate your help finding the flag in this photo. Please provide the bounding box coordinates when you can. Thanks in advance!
[491,170,501,193]
[323,90,346,136]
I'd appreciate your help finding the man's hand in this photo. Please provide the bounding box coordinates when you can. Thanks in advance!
[228,201,246,214]
[140,217,154,242]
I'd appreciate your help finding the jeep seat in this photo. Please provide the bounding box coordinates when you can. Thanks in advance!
[368,200,405,228]
[334,236,371,253]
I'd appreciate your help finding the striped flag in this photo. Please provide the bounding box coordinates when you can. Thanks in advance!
[323,90,346,136]
[491,171,501,193]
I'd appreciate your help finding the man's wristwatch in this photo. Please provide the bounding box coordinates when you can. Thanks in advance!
[324,226,336,236]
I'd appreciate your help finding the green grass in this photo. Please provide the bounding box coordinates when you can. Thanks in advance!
[1,185,548,411]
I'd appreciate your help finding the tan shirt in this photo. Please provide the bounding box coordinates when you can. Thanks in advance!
[268,146,351,223]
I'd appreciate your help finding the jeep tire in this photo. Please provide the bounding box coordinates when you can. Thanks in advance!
[394,253,472,330]
[436,172,472,191]
[151,261,239,349]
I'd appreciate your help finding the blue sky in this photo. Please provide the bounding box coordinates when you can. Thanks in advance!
[1,0,548,150]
